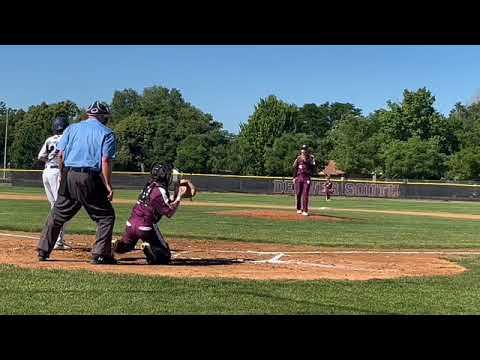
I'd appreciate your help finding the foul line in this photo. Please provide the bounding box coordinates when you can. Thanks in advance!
[0,232,38,240]
[208,249,480,256]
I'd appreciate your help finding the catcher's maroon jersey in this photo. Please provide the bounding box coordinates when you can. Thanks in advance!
[115,182,174,263]
[129,183,179,228]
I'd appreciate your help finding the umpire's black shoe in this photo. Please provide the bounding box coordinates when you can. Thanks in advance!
[38,250,49,261]
[91,256,118,265]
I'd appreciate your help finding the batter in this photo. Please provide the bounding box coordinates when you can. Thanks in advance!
[37,116,70,250]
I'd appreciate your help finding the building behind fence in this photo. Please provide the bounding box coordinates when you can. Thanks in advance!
[4,170,480,201]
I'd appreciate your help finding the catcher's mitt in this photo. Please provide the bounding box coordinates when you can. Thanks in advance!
[179,179,197,199]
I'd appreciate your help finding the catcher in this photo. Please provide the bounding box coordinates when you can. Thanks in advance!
[113,163,196,264]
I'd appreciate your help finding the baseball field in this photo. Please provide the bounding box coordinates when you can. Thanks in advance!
[1,185,480,314]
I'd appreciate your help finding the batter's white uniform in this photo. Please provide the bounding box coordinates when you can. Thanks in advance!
[38,134,66,245]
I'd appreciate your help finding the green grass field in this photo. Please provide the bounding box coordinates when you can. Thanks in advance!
[0,186,479,314]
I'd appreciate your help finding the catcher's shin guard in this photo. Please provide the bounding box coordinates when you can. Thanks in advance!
[142,242,171,264]
[150,224,172,264]
[141,242,157,264]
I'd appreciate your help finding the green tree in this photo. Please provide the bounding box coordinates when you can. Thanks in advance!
[206,135,244,175]
[10,101,80,168]
[264,133,321,176]
[175,134,210,173]
[133,86,224,172]
[296,102,361,138]
[446,146,480,180]
[113,114,155,171]
[111,89,141,123]
[375,88,450,145]
[149,115,178,167]
[238,95,297,175]
[139,86,185,119]
[328,115,377,177]
[383,137,447,180]
[449,101,480,150]
[174,106,221,140]
[175,129,233,174]
[296,103,330,137]
[327,102,362,126]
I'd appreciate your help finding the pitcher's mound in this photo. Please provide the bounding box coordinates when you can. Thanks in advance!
[212,209,349,222]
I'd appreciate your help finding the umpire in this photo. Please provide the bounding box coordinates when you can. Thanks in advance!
[37,101,118,264]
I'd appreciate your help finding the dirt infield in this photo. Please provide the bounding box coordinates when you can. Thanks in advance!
[0,231,475,281]
[1,193,479,221]
[211,210,350,222]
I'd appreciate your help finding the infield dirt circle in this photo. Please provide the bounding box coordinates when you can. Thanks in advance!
[0,231,475,281]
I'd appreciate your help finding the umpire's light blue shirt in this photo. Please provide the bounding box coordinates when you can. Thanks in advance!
[57,118,117,172]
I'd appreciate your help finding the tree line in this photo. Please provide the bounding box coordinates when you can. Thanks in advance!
[1,86,479,180]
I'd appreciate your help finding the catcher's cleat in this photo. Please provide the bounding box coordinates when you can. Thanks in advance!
[296,210,302,214]
[91,256,118,265]
[302,212,309,216]
[141,242,157,264]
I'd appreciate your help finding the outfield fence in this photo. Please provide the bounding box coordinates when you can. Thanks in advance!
[2,169,480,201]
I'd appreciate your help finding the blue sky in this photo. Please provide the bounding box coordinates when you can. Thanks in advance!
[1,45,479,133]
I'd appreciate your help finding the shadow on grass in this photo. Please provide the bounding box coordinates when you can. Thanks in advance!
[235,289,398,315]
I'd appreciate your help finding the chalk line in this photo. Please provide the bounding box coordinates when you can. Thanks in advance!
[209,249,480,256]
[0,232,38,240]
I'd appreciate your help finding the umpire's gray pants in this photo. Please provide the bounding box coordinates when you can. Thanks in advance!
[37,170,115,258]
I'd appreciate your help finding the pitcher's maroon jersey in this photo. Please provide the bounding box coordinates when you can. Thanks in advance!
[293,155,316,178]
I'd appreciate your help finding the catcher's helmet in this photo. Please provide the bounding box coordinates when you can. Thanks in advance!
[52,116,69,134]
[150,163,174,187]
[86,101,111,123]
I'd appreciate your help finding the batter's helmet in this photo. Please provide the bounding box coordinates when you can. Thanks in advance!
[52,116,69,134]
[150,163,174,187]
[301,144,308,151]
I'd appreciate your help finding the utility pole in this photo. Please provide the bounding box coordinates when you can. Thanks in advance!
[3,108,8,180]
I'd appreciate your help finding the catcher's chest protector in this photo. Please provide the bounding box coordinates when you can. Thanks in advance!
[138,182,161,207]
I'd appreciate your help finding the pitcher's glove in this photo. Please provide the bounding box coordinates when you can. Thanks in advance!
[179,179,197,199]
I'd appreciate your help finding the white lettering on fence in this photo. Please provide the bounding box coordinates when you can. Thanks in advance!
[273,180,400,198]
